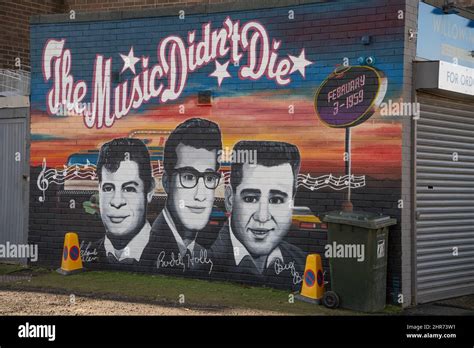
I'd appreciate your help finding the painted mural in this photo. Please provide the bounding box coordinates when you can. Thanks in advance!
[30,0,405,292]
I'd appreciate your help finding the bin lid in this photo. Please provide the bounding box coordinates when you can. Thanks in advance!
[322,210,397,229]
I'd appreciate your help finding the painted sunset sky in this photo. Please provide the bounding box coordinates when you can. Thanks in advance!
[30,0,404,180]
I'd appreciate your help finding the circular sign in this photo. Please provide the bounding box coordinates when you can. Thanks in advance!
[69,246,80,261]
[314,66,387,128]
[304,269,316,287]
[63,246,68,260]
[317,270,324,287]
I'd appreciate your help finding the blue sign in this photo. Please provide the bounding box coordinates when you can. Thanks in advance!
[317,270,324,287]
[304,270,316,287]
[417,2,474,68]
[69,246,80,261]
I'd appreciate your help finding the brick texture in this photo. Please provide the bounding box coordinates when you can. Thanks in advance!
[0,0,235,70]
[0,0,65,70]
[28,0,407,304]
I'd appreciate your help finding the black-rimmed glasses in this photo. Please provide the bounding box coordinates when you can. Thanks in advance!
[172,167,221,189]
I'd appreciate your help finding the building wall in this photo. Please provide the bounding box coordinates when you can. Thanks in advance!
[401,0,419,308]
[64,0,235,12]
[0,0,66,70]
[29,0,406,301]
[0,0,234,70]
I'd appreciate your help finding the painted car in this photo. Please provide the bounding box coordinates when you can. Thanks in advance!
[292,206,327,231]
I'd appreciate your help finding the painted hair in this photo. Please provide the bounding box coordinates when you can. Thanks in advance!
[230,140,301,196]
[163,118,222,174]
[97,137,154,193]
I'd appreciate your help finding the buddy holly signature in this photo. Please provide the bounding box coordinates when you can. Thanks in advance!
[156,249,213,274]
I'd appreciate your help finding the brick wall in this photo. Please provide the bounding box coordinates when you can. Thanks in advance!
[64,0,234,12]
[0,0,65,70]
[29,0,407,303]
[0,0,234,70]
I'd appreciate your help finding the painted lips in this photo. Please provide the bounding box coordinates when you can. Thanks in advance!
[186,206,206,214]
[108,216,129,223]
[248,227,274,239]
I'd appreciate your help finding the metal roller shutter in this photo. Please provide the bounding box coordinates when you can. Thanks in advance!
[415,93,474,304]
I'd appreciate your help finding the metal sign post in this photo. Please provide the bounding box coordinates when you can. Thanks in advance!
[314,65,388,212]
[342,127,353,212]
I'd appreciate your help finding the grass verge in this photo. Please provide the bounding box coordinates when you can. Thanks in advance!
[0,263,401,315]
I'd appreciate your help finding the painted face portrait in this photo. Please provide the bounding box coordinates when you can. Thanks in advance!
[165,143,219,231]
[228,162,294,257]
[99,160,151,238]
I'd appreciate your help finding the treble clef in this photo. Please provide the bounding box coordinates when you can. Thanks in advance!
[37,158,48,202]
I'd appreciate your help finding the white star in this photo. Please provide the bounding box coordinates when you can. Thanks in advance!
[209,60,231,87]
[120,47,140,74]
[288,49,312,78]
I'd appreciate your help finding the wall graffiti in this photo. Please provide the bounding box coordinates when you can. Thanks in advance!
[150,118,221,274]
[42,17,312,129]
[209,140,306,288]
[96,137,155,265]
[30,0,405,292]
[36,160,366,201]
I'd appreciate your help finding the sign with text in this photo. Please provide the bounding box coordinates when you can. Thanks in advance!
[41,17,313,129]
[438,60,474,96]
[417,2,474,69]
[314,66,387,128]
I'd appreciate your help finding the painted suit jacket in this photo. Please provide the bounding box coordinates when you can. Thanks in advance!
[208,223,307,291]
[149,211,213,277]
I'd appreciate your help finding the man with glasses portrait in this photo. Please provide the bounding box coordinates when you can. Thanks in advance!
[150,118,222,275]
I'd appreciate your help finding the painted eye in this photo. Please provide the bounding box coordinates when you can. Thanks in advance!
[269,196,284,204]
[123,186,137,193]
[183,174,195,181]
[243,196,259,203]
[206,175,214,182]
[102,184,114,192]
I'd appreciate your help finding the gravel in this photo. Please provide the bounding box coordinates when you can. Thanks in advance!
[0,290,283,316]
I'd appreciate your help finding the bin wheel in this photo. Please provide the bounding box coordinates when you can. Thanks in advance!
[323,291,340,309]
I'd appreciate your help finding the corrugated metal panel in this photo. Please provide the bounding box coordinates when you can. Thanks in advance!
[0,116,27,262]
[415,94,474,303]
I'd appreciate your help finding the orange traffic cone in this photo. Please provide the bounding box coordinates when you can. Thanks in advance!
[57,232,84,275]
[296,254,325,304]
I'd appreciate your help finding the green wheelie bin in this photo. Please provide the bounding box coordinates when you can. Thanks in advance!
[322,211,397,312]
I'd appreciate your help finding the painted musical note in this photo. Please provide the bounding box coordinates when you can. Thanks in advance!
[37,159,100,203]
[297,172,366,191]
[303,174,309,184]
[324,174,332,184]
[37,158,48,202]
